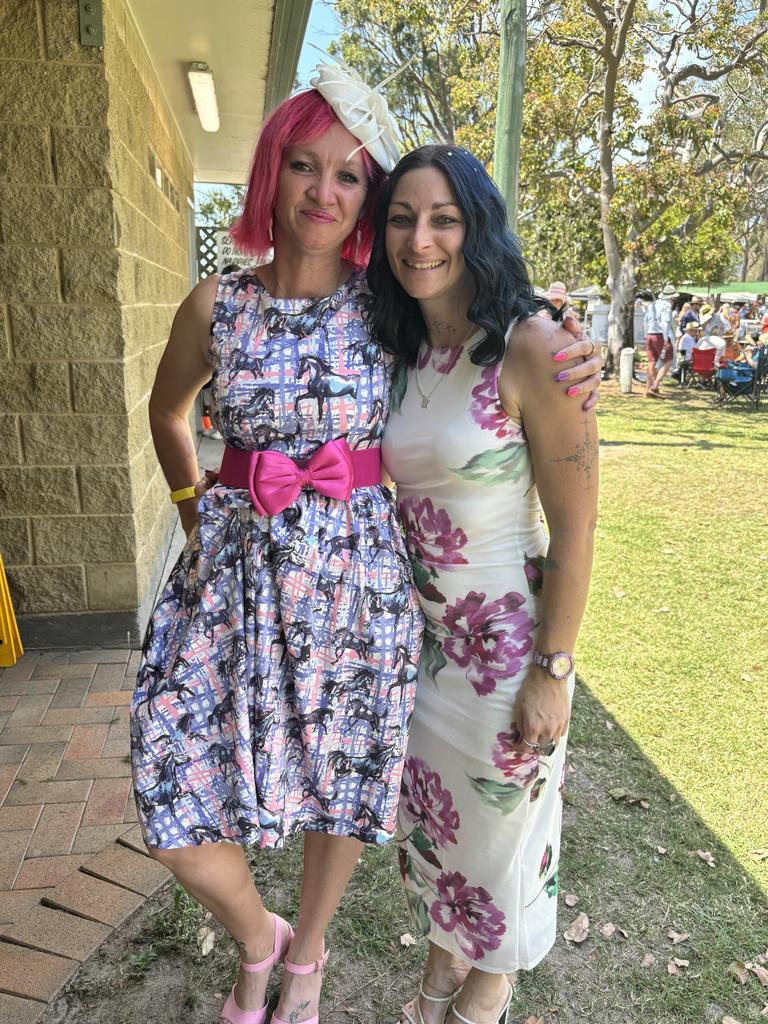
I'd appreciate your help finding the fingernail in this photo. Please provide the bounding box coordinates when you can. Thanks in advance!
[555,370,569,382]
[553,351,568,362]
[567,386,580,397]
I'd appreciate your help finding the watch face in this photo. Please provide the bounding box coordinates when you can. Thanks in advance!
[550,654,572,679]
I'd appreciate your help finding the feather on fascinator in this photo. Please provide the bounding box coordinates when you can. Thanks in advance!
[309,60,404,173]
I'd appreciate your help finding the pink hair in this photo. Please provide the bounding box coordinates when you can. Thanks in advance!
[229,89,385,270]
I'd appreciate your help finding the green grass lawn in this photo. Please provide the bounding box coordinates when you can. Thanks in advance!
[44,381,768,1024]
[583,383,768,886]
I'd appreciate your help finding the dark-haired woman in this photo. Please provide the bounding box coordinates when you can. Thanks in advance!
[369,147,599,1024]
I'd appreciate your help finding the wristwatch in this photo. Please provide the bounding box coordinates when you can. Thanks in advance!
[533,649,574,680]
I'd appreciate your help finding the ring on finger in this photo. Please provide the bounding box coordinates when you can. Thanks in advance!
[586,339,596,357]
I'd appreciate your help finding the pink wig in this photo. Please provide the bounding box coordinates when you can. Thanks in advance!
[229,89,385,270]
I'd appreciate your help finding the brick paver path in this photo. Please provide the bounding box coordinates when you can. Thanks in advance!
[0,649,171,1023]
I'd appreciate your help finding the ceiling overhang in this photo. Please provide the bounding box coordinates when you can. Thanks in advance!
[127,0,313,184]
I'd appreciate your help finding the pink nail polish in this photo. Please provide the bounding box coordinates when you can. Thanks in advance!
[553,351,568,362]
[555,370,569,383]
[567,386,580,397]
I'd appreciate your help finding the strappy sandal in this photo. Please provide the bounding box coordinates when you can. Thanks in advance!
[400,984,464,1024]
[448,982,514,1024]
[219,913,293,1024]
[271,949,330,1024]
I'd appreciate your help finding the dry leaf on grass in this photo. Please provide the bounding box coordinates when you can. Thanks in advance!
[748,849,768,862]
[613,588,625,599]
[667,958,690,975]
[748,963,768,987]
[656,606,670,613]
[761,1004,768,1017]
[642,953,657,968]
[601,923,617,938]
[723,1017,743,1024]
[198,926,216,957]
[609,788,650,808]
[667,929,690,945]
[668,793,678,802]
[688,849,715,867]
[564,893,579,907]
[400,932,417,948]
[657,846,668,854]
[741,674,753,682]
[605,719,615,730]
[524,1017,546,1024]
[729,961,750,984]
[563,912,590,943]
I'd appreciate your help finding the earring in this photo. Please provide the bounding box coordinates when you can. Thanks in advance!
[355,222,362,262]
[268,217,274,244]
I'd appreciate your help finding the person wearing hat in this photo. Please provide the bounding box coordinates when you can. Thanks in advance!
[642,285,676,398]
[673,320,700,385]
[702,303,728,338]
[678,298,701,332]
[545,281,568,311]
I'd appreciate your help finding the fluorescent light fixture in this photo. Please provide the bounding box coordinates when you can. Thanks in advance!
[188,62,220,132]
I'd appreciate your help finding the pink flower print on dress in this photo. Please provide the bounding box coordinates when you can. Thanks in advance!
[429,870,506,960]
[492,731,540,788]
[401,756,460,848]
[441,590,534,696]
[399,497,468,568]
[418,345,463,374]
[470,366,524,439]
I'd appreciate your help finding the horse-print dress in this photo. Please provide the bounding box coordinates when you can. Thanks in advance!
[130,268,423,850]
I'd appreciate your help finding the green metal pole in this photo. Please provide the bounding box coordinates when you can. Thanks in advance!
[493,0,527,229]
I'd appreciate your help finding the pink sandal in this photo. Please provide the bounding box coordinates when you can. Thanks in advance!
[271,949,330,1024]
[219,913,294,1024]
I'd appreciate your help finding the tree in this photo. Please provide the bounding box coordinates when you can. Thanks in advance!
[534,0,767,366]
[195,185,245,227]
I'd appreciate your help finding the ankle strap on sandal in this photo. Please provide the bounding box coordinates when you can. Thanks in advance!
[283,950,329,976]
[419,985,460,1005]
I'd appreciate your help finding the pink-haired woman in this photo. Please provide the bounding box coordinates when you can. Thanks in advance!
[130,65,602,1024]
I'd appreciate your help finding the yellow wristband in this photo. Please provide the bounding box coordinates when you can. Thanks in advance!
[169,485,197,505]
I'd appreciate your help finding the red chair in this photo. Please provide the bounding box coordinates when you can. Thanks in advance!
[684,347,716,389]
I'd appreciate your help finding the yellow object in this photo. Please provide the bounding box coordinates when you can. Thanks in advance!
[0,552,23,668]
[170,485,197,504]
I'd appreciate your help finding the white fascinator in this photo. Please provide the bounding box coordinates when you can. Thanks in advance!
[309,60,403,173]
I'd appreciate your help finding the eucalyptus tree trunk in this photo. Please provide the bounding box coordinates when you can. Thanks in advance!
[493,0,527,229]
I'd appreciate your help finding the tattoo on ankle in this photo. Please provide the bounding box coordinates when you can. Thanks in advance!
[289,1003,311,1023]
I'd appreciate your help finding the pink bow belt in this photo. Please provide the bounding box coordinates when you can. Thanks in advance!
[218,438,382,517]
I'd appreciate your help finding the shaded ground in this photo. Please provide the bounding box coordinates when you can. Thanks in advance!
[42,384,768,1024]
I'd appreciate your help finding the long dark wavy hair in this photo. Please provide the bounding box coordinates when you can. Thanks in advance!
[366,145,558,366]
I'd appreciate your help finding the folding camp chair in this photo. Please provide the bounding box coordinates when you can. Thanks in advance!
[684,347,716,389]
[719,348,768,410]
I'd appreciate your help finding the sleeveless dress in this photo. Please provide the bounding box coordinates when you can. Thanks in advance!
[382,332,573,973]
[130,269,422,851]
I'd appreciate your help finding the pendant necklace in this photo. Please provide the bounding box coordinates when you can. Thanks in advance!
[414,324,476,408]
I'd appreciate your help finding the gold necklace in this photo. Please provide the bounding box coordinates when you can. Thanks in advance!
[414,325,475,409]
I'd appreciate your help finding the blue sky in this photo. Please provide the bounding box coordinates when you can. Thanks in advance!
[297,1,342,86]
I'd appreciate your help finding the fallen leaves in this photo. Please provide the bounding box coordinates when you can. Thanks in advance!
[600,923,617,939]
[730,961,750,985]
[524,1017,546,1024]
[563,912,590,944]
[688,849,715,867]
[656,846,668,855]
[667,957,690,975]
[564,893,579,907]
[723,1017,743,1024]
[605,719,615,731]
[750,963,768,987]
[641,953,657,968]
[612,587,625,599]
[400,932,416,948]
[198,926,216,957]
[667,929,690,945]
[748,849,768,862]
[609,788,649,809]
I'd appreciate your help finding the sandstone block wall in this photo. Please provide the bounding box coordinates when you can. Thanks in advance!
[0,0,194,645]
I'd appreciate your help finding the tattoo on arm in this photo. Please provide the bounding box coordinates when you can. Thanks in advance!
[553,418,597,489]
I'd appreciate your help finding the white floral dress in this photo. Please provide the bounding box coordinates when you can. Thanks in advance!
[382,332,574,973]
